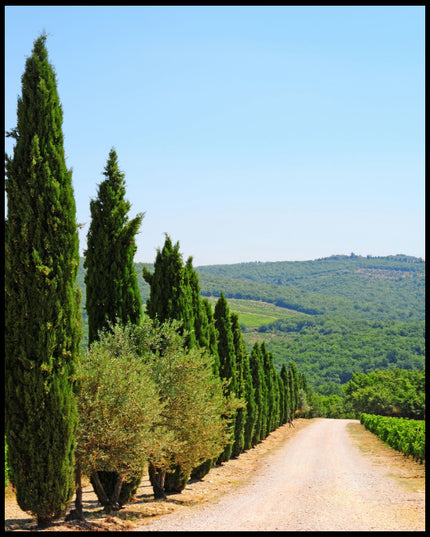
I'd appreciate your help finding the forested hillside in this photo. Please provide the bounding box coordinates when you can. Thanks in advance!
[78,254,425,395]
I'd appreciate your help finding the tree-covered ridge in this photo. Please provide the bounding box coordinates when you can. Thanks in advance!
[260,318,425,390]
[77,254,425,395]
[79,254,425,323]
[196,255,425,322]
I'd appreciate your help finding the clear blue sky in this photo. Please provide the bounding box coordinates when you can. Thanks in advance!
[5,6,425,266]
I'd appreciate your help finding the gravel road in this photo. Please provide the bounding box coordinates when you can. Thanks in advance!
[136,418,425,531]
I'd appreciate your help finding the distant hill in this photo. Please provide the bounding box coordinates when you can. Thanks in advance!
[196,254,425,322]
[78,254,425,394]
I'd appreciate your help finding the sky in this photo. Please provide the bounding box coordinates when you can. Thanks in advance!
[4,6,425,266]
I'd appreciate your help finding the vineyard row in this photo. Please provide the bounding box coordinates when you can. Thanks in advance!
[360,413,425,463]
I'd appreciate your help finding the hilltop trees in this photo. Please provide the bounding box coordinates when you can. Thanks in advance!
[84,148,143,345]
[5,35,81,527]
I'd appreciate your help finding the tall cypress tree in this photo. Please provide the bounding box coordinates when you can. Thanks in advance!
[260,343,281,434]
[143,236,197,492]
[249,343,266,446]
[84,148,143,344]
[5,35,81,527]
[214,293,237,462]
[201,298,220,374]
[242,349,256,451]
[143,234,195,347]
[190,298,220,480]
[280,363,290,425]
[288,361,300,418]
[230,313,247,457]
[84,148,144,506]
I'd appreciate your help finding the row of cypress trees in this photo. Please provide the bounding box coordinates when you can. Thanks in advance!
[5,34,307,524]
[142,235,306,493]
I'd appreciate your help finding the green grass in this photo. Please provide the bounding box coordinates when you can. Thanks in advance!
[205,297,310,330]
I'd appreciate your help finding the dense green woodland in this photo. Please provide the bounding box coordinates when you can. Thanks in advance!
[77,254,425,395]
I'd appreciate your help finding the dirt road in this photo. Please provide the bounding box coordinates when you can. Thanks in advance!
[136,419,425,531]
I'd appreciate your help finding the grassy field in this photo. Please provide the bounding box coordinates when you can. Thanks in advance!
[205,296,310,330]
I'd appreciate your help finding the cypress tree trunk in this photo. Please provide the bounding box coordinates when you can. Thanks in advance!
[5,34,81,527]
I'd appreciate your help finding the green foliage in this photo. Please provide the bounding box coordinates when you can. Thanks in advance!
[143,238,224,488]
[258,317,424,391]
[5,34,81,526]
[90,470,143,507]
[360,414,425,463]
[143,235,190,327]
[344,369,425,419]
[76,317,235,500]
[214,293,238,462]
[77,255,425,395]
[197,255,424,397]
[249,343,267,445]
[84,148,143,345]
[197,255,425,322]
[230,313,247,457]
[75,321,163,482]
[140,318,238,479]
[231,313,256,452]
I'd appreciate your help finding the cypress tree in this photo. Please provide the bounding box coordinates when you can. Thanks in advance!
[242,349,256,451]
[143,234,196,347]
[288,361,300,418]
[143,234,184,322]
[214,293,237,463]
[261,343,281,433]
[143,236,196,491]
[201,298,220,374]
[249,343,266,446]
[277,374,285,427]
[184,256,204,348]
[190,298,220,480]
[84,148,144,505]
[230,313,247,457]
[260,343,274,436]
[84,148,143,344]
[5,35,81,527]
[280,363,290,425]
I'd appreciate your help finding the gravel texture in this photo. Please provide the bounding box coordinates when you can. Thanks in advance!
[5,418,425,532]
[135,418,425,532]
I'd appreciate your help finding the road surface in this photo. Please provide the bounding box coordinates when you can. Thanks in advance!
[135,418,425,531]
